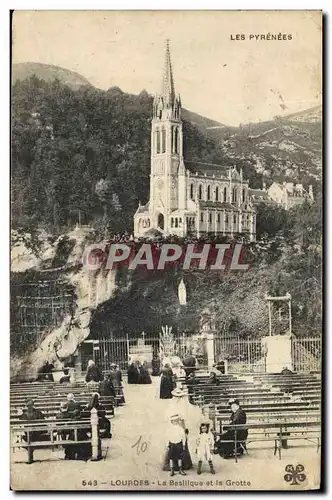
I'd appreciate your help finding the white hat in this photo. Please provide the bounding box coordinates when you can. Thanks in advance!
[171,387,188,398]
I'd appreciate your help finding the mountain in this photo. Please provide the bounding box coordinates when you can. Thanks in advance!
[206,105,322,186]
[182,109,225,135]
[283,105,322,123]
[12,62,224,135]
[12,62,93,90]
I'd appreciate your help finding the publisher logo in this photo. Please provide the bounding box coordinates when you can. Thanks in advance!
[284,464,306,486]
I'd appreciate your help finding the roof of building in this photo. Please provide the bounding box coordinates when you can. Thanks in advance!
[162,40,175,105]
[185,160,230,179]
[198,201,240,211]
[135,202,150,214]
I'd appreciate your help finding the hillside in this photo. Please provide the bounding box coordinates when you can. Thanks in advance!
[12,62,224,135]
[11,73,322,235]
[206,106,322,187]
[12,62,93,89]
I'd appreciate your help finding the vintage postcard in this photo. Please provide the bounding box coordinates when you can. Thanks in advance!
[10,10,322,491]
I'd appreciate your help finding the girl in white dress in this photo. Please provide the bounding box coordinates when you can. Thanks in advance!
[195,421,216,475]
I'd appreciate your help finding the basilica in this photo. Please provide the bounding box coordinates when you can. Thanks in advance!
[134,42,256,241]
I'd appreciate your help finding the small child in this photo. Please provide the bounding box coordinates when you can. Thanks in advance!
[167,414,187,476]
[196,421,215,475]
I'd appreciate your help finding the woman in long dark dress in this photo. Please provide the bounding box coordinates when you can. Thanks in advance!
[140,361,152,384]
[159,364,175,399]
[127,359,140,384]
[85,360,103,383]
[151,349,161,376]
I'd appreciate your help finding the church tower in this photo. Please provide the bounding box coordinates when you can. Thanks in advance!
[149,40,183,232]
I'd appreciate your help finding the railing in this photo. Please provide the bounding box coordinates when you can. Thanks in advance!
[292,337,321,373]
[214,337,263,374]
[81,335,322,374]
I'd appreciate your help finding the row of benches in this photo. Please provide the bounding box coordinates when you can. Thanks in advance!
[183,372,321,461]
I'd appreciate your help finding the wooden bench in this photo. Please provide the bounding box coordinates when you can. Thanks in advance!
[216,421,320,462]
[11,409,104,463]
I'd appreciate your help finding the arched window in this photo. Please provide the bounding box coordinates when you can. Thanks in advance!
[207,185,211,201]
[190,184,194,199]
[243,188,246,202]
[232,187,237,204]
[200,212,204,222]
[198,185,203,200]
[156,129,161,154]
[171,218,174,228]
[215,186,219,201]
[209,213,212,223]
[233,214,237,224]
[217,213,221,223]
[175,218,178,228]
[224,187,227,202]
[161,127,166,153]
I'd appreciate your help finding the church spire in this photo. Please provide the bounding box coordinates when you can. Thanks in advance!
[162,39,175,105]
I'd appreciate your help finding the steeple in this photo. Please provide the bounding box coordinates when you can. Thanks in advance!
[162,39,175,106]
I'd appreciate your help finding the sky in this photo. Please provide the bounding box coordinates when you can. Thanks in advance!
[12,10,322,126]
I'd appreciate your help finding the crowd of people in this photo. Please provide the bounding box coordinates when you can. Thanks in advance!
[19,391,112,463]
[18,354,248,468]
[127,359,152,384]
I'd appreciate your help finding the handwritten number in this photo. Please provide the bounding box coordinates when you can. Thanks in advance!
[132,435,149,455]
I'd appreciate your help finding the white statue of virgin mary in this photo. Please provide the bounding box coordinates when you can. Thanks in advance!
[178,278,187,306]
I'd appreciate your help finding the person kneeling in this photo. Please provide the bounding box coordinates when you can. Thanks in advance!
[168,414,187,477]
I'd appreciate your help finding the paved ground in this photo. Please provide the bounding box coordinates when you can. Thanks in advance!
[11,379,321,491]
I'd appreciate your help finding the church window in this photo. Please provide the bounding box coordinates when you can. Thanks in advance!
[175,218,178,228]
[179,218,182,224]
[217,213,221,223]
[233,214,237,224]
[156,129,161,154]
[190,184,194,199]
[174,127,179,154]
[161,127,166,153]
[225,214,229,224]
[200,212,204,222]
[209,213,212,223]
[171,217,174,228]
[224,187,227,202]
[232,187,237,203]
[215,186,219,201]
[207,185,211,201]
[198,185,203,200]
[243,188,246,202]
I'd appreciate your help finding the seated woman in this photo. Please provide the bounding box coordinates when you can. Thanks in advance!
[59,368,71,384]
[85,360,103,384]
[19,400,48,463]
[215,399,248,459]
[84,393,112,439]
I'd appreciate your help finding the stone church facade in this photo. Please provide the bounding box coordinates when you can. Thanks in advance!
[134,41,256,241]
